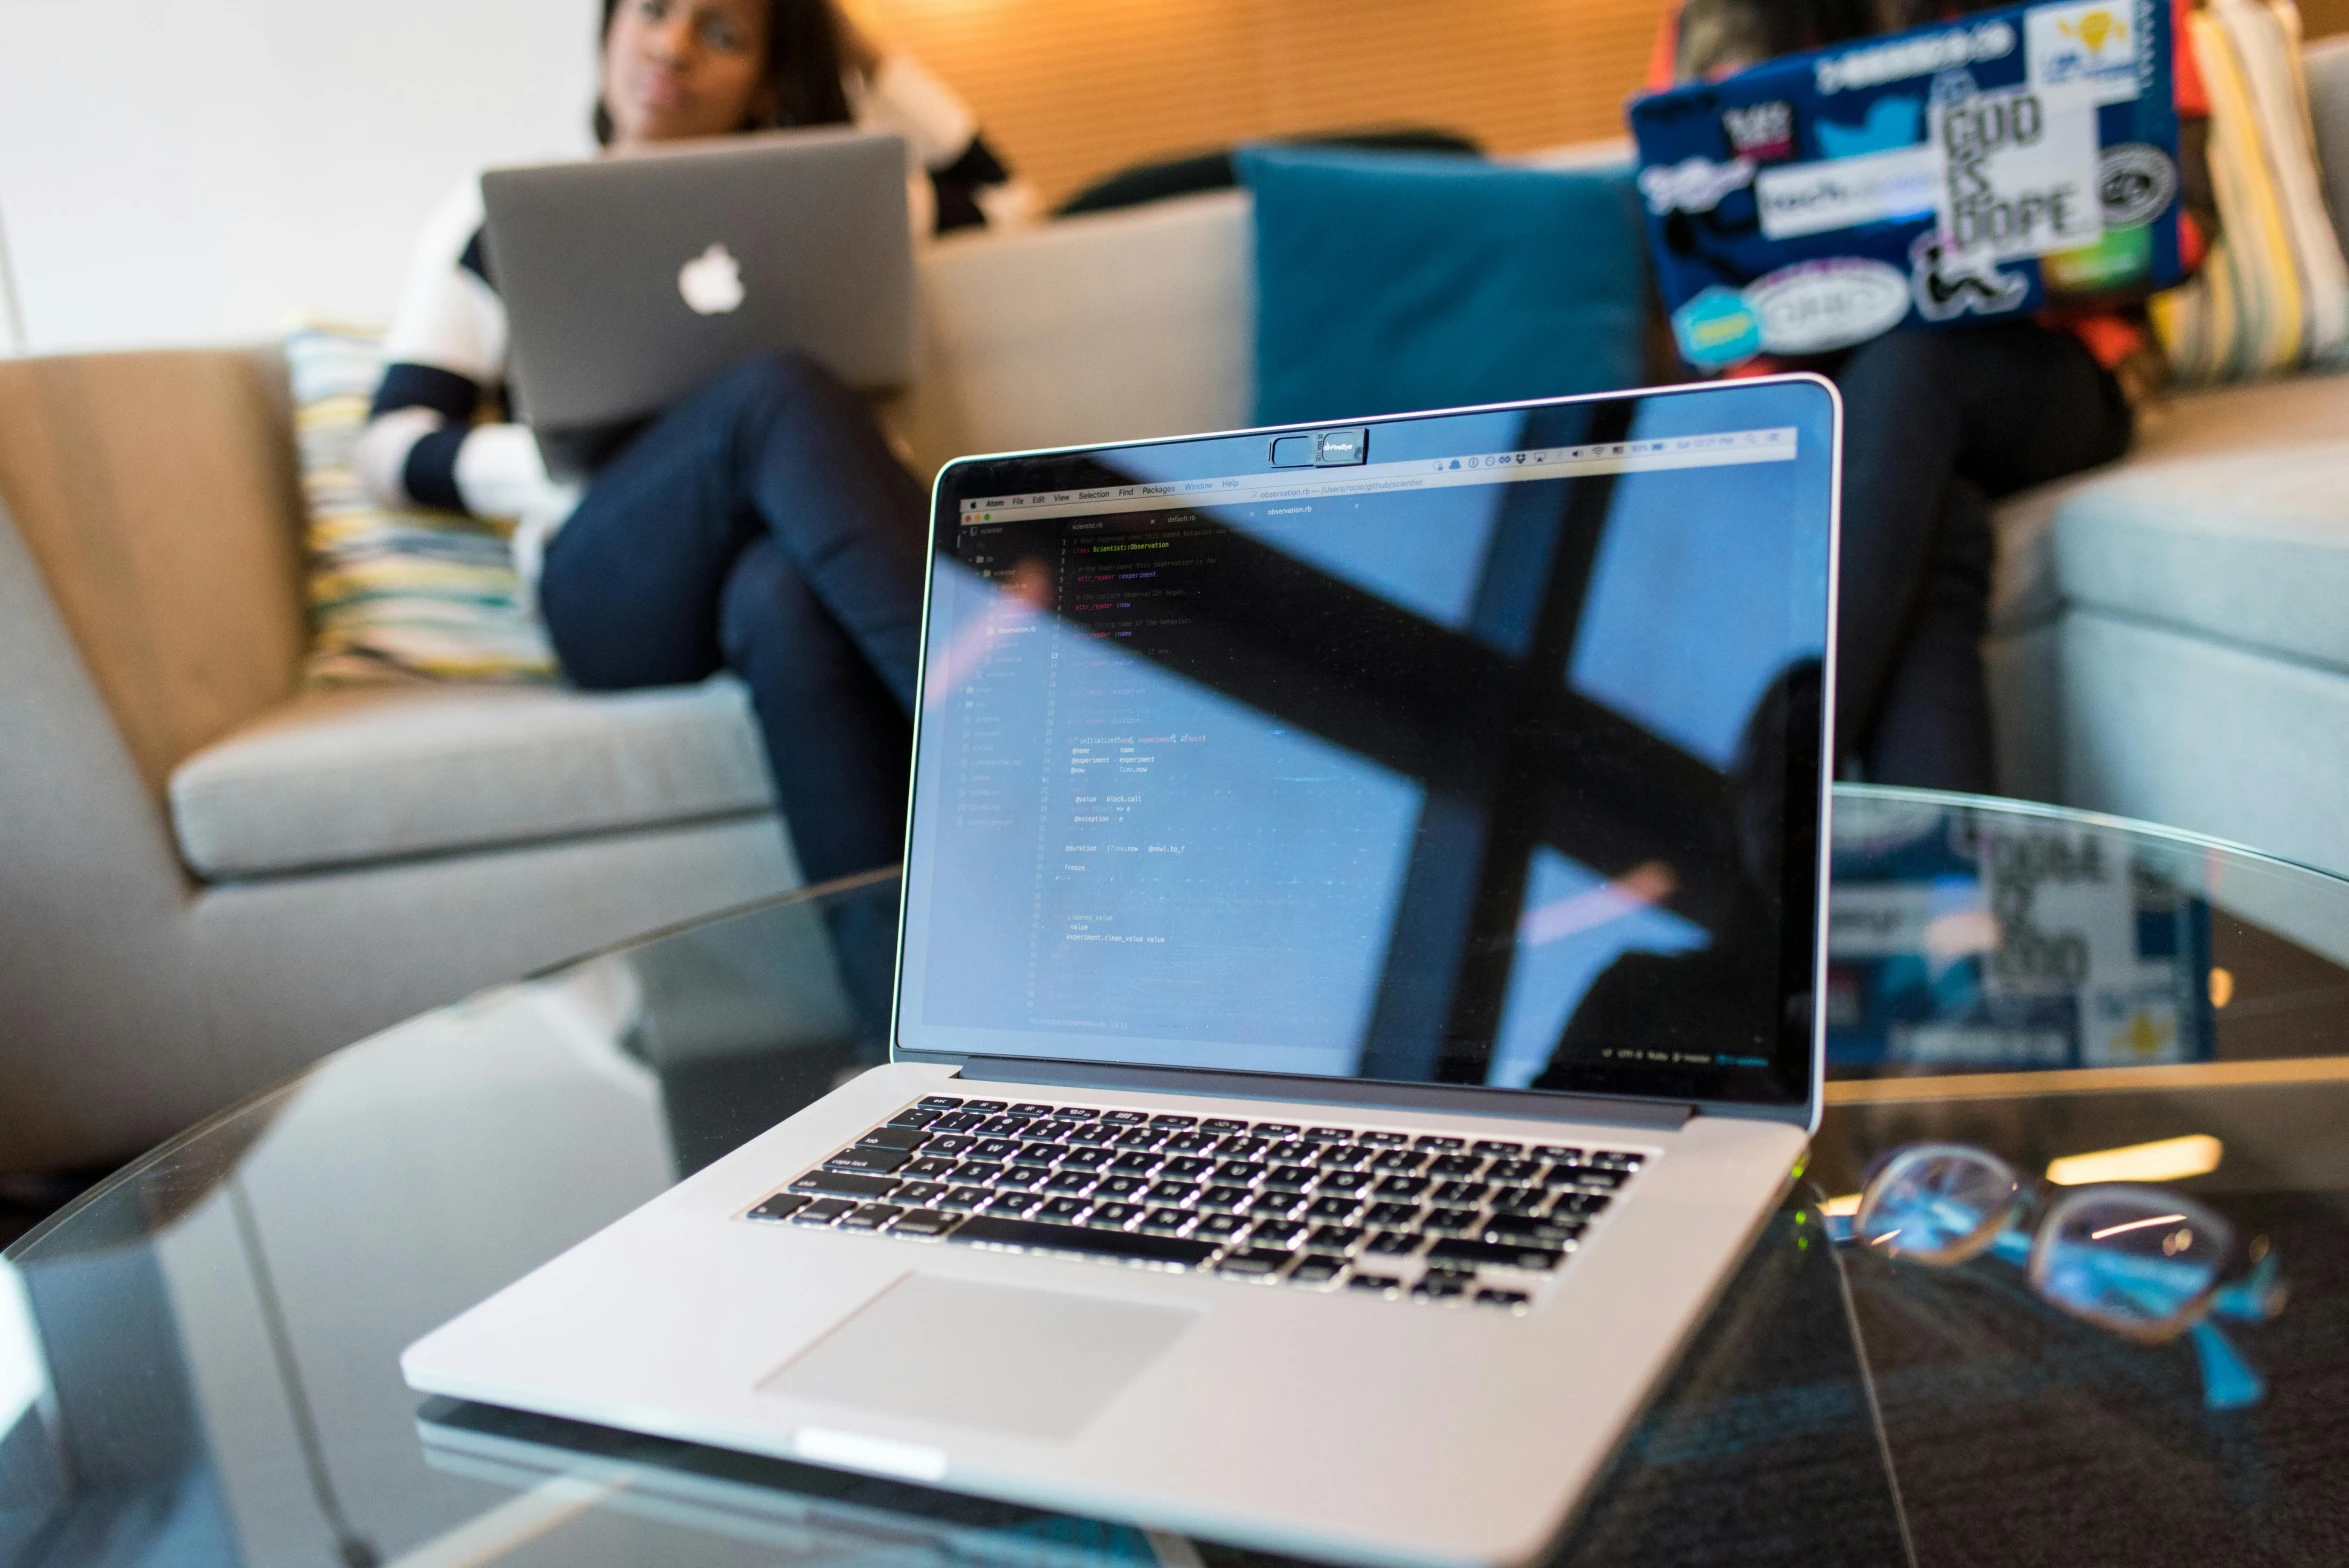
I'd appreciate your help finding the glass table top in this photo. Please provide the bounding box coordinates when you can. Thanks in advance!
[7,786,2349,1568]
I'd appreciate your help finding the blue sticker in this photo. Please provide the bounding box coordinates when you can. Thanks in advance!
[1672,286,1765,367]
[1815,94,1925,157]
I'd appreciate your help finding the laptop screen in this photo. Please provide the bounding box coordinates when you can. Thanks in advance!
[899,378,1837,1110]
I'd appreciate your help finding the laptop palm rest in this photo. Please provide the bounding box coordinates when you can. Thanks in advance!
[760,1274,1203,1441]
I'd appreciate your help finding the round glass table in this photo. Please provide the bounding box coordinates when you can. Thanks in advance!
[7,786,2348,1568]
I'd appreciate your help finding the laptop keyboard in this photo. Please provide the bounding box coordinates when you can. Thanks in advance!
[738,1096,1644,1313]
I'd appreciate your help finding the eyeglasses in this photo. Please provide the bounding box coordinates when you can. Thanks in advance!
[1823,1143,2288,1409]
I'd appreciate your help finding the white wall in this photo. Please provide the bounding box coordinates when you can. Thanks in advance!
[0,0,602,355]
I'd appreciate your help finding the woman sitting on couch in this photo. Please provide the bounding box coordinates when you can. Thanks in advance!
[360,0,1026,1018]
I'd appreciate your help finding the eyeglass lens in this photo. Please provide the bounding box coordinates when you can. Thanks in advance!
[2030,1187,2232,1342]
[1856,1144,2018,1264]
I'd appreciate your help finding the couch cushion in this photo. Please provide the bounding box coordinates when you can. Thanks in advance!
[2049,440,2349,674]
[170,678,775,879]
[1989,368,2349,635]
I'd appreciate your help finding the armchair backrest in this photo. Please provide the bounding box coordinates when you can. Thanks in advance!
[0,348,308,800]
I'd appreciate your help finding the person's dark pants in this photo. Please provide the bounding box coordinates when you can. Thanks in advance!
[538,352,927,1042]
[1831,322,2132,791]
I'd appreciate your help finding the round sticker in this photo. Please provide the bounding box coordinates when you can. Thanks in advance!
[2098,144,2178,229]
[1743,258,1912,354]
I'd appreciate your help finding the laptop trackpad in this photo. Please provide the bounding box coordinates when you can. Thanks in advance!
[760,1273,1202,1441]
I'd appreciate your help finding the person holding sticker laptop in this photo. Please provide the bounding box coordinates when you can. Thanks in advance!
[360,0,1029,1032]
[1643,0,2213,793]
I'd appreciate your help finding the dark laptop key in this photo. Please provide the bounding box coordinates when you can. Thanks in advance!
[976,1115,1032,1137]
[1089,1202,1144,1228]
[1487,1159,1542,1184]
[992,1168,1046,1193]
[1219,1248,1292,1280]
[1216,1137,1271,1159]
[1554,1192,1611,1218]
[1112,1127,1161,1149]
[792,1198,855,1225]
[946,1217,1219,1270]
[1249,1193,1304,1220]
[1037,1196,1092,1223]
[884,1110,940,1131]
[1423,1208,1482,1236]
[825,1147,910,1177]
[1472,1140,1523,1158]
[748,1193,810,1222]
[1373,1148,1429,1173]
[1374,1176,1430,1200]
[901,1157,958,1180]
[1531,1144,1582,1162]
[1164,1132,1217,1154]
[1101,1110,1149,1125]
[1306,1225,1364,1254]
[889,1209,961,1238]
[1138,1207,1191,1235]
[1289,1257,1344,1287]
[1067,1125,1117,1147]
[1010,1142,1058,1167]
[949,1160,1000,1183]
[973,1138,1019,1159]
[1566,1167,1630,1191]
[1263,1164,1317,1193]
[1266,1140,1312,1163]
[1426,1238,1566,1271]
[1148,1113,1199,1128]
[1475,1288,1532,1313]
[1214,1160,1268,1184]
[1026,1121,1074,1145]
[1011,1102,1055,1116]
[1198,1185,1253,1211]
[1430,1180,1488,1207]
[1096,1175,1148,1200]
[984,1191,1042,1217]
[1054,1106,1100,1120]
[938,1185,992,1211]
[1413,1135,1465,1151]
[962,1100,1009,1114]
[1254,1122,1301,1138]
[894,1181,948,1206]
[1363,1231,1421,1257]
[1305,1126,1350,1142]
[917,1095,964,1110]
[1249,1219,1309,1249]
[1413,1276,1471,1303]
[1591,1151,1644,1170]
[1364,1201,1421,1228]
[1491,1187,1550,1217]
[838,1203,901,1231]
[1485,1216,1584,1248]
[1146,1180,1201,1205]
[793,1170,899,1200]
[1358,1131,1408,1147]
[1349,1273,1404,1297]
[1161,1156,1213,1180]
[1059,1146,1112,1170]
[1426,1154,1484,1179]
[1319,1170,1373,1195]
[1306,1196,1361,1221]
[1192,1213,1246,1242]
[1201,1118,1248,1134]
[1043,1170,1095,1195]
[933,1111,985,1133]
[926,1134,976,1156]
[1318,1145,1375,1170]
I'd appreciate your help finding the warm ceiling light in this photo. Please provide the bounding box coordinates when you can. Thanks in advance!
[2209,967,2236,1009]
[2046,1134,2222,1187]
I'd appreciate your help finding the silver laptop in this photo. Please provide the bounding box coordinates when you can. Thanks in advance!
[481,126,915,475]
[403,376,1842,1568]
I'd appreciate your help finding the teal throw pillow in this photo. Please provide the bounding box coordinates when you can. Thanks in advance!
[1236,146,1647,427]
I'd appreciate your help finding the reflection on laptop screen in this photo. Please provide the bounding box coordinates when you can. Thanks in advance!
[901,379,1836,1107]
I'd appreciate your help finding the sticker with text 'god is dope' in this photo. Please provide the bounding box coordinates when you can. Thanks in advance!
[1936,84,2103,260]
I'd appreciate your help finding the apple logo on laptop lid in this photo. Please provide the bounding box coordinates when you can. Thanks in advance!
[679,243,746,315]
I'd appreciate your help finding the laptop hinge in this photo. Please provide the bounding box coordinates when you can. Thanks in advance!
[945,1057,1694,1133]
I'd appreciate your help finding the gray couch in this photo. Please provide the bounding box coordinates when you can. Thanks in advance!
[9,63,2349,1174]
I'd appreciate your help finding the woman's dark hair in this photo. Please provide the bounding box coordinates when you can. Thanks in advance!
[1674,0,1885,78]
[593,0,854,146]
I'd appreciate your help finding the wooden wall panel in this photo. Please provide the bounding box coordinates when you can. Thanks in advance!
[854,0,1671,204]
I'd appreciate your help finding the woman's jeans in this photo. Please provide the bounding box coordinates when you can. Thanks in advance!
[538,352,927,1040]
[1831,322,2132,791]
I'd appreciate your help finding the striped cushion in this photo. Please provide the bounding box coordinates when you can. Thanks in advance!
[286,323,557,685]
